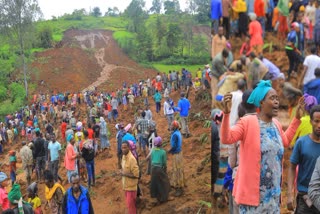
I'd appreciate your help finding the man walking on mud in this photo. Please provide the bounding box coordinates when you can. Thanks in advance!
[176,92,191,138]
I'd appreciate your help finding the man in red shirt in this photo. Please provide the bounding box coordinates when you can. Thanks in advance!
[61,120,67,143]
[87,123,94,140]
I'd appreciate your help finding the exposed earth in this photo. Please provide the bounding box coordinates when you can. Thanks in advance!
[1,28,299,213]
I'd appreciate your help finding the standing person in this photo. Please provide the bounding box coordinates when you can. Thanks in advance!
[286,22,304,80]
[62,173,94,214]
[99,117,110,153]
[304,68,320,104]
[248,13,264,55]
[309,156,320,212]
[33,131,46,182]
[221,80,303,212]
[20,141,33,185]
[177,92,191,138]
[254,0,265,37]
[212,27,227,60]
[116,124,126,169]
[48,133,62,182]
[300,46,320,89]
[164,97,175,131]
[153,90,162,114]
[81,130,96,188]
[144,106,152,121]
[0,172,9,212]
[121,141,140,214]
[169,121,185,197]
[211,0,222,35]
[8,151,17,185]
[233,0,248,38]
[61,120,67,143]
[149,137,171,203]
[222,0,232,39]
[64,135,78,183]
[44,170,65,214]
[287,105,320,213]
[111,97,119,122]
[134,112,149,157]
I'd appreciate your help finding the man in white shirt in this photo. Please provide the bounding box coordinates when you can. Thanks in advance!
[163,97,175,131]
[300,46,320,88]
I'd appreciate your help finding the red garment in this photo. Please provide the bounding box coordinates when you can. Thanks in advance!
[249,20,264,46]
[87,128,94,139]
[61,122,67,140]
[240,42,252,56]
[125,191,137,214]
[156,82,162,92]
[254,0,265,17]
[151,79,156,87]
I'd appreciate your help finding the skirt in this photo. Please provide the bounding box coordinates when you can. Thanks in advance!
[150,166,171,202]
[171,152,185,188]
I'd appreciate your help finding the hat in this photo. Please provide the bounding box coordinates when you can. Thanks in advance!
[0,172,8,183]
[205,64,210,68]
[171,120,180,129]
[124,123,132,132]
[8,183,22,204]
[249,12,257,21]
[67,134,74,142]
[291,22,299,28]
[154,136,162,147]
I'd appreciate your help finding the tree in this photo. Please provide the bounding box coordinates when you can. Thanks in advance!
[186,0,197,15]
[149,0,162,14]
[166,23,182,54]
[91,7,102,17]
[37,26,53,48]
[124,0,147,33]
[194,0,211,23]
[0,0,42,98]
[163,0,180,15]
[105,7,119,17]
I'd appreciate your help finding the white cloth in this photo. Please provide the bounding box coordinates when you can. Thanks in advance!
[303,54,320,85]
[163,101,174,115]
[230,90,243,127]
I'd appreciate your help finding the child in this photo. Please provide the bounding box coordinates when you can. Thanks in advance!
[0,172,9,212]
[27,182,42,214]
[8,151,16,185]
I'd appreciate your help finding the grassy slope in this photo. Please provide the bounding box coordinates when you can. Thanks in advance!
[152,64,203,76]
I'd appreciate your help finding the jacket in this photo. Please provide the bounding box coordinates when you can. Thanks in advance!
[170,129,182,154]
[121,151,139,191]
[304,78,320,104]
[308,157,320,211]
[63,186,94,214]
[220,114,300,206]
[153,92,162,103]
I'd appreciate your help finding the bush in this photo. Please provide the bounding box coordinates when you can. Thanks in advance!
[9,83,26,102]
[37,26,53,48]
[0,86,7,102]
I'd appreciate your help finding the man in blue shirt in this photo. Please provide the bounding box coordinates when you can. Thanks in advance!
[211,0,222,35]
[48,133,62,182]
[177,92,191,138]
[169,120,185,197]
[287,105,320,213]
[304,68,320,104]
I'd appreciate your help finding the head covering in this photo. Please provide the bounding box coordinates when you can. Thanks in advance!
[0,172,8,183]
[247,80,273,107]
[171,120,180,129]
[249,12,257,21]
[76,132,82,137]
[277,73,285,80]
[205,64,210,68]
[127,140,138,160]
[28,142,33,148]
[211,109,223,124]
[21,141,26,145]
[291,22,299,28]
[67,134,74,142]
[27,182,38,194]
[154,136,163,147]
[100,117,105,122]
[304,93,318,113]
[8,183,22,204]
[299,5,305,11]
[124,123,132,132]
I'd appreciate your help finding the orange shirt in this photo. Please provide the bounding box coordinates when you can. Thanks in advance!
[272,7,279,27]
[87,128,94,139]
[254,0,265,17]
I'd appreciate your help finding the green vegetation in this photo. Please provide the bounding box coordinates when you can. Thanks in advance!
[0,0,211,117]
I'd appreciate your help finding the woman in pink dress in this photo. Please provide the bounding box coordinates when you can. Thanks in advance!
[248,12,264,55]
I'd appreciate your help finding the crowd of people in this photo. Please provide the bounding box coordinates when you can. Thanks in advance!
[0,69,198,214]
[208,0,320,213]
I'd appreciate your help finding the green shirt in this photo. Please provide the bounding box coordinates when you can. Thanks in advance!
[151,148,167,167]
